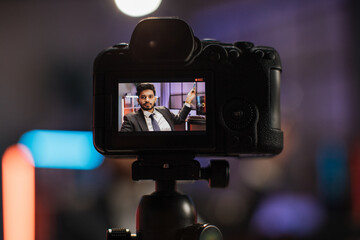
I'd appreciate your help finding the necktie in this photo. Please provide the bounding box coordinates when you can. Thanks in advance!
[149,113,161,131]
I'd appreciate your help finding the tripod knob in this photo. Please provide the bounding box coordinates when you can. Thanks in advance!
[200,160,229,188]
[180,224,223,240]
[107,228,134,240]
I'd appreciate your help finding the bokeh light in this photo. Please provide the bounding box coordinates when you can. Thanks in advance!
[2,144,35,240]
[18,130,104,170]
[251,193,326,238]
[114,0,162,17]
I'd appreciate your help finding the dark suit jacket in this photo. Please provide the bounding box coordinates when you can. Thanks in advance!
[120,105,191,132]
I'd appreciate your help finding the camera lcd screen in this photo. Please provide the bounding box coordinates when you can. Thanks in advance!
[118,78,206,133]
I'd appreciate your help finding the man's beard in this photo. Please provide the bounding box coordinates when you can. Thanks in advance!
[140,102,154,111]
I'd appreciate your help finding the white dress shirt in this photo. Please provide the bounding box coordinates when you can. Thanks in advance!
[142,109,172,131]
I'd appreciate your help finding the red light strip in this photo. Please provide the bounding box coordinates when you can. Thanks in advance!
[350,138,360,226]
[2,144,35,240]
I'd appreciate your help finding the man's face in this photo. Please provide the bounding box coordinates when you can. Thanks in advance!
[138,89,157,112]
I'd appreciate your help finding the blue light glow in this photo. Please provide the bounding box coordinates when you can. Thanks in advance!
[19,130,104,170]
[316,141,348,204]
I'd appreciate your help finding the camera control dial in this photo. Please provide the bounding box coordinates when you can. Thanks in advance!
[222,99,255,130]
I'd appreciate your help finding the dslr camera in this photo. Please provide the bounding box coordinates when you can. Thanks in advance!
[93,17,283,157]
[93,17,283,240]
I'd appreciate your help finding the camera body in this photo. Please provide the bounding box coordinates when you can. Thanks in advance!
[93,17,283,157]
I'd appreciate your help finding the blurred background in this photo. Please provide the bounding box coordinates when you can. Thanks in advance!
[1,0,360,239]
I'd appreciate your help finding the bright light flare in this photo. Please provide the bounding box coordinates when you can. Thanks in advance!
[114,0,162,17]
[2,144,35,240]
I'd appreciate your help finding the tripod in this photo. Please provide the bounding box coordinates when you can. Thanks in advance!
[106,155,229,240]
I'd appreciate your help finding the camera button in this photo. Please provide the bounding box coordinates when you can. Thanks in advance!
[265,52,275,60]
[229,49,241,61]
[209,51,221,62]
[254,50,265,59]
[234,41,254,51]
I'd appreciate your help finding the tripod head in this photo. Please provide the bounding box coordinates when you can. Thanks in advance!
[132,154,229,188]
[106,155,229,240]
